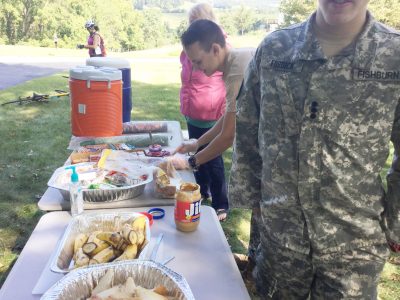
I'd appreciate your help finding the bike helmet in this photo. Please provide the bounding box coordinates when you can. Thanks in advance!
[84,20,95,29]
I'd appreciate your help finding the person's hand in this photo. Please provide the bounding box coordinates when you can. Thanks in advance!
[173,139,198,155]
[76,44,85,49]
[388,239,400,253]
[166,154,190,170]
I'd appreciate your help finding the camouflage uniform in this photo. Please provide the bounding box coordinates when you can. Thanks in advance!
[229,11,400,299]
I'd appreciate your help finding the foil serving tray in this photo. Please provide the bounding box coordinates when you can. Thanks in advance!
[47,163,153,203]
[50,212,151,274]
[42,260,195,300]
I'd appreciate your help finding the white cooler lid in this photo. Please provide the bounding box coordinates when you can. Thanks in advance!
[69,65,122,81]
[86,57,130,69]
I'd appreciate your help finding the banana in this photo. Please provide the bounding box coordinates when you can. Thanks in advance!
[73,233,88,254]
[97,232,127,250]
[131,215,147,234]
[115,244,138,261]
[89,246,115,265]
[73,247,90,268]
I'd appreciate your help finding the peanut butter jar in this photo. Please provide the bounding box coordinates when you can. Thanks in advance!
[174,182,201,232]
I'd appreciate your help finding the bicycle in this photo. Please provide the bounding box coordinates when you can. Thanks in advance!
[1,90,69,106]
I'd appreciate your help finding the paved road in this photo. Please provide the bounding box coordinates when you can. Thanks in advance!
[0,57,86,90]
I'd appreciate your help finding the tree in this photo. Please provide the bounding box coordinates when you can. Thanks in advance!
[369,0,400,29]
[19,0,44,39]
[279,0,315,27]
[233,5,255,35]
[219,12,236,36]
[176,19,187,41]
[141,8,168,48]
[0,0,20,44]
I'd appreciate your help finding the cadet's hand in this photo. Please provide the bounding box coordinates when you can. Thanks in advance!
[173,139,198,155]
[388,239,400,253]
[76,44,85,49]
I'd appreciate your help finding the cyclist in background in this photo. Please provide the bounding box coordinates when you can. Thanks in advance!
[77,20,106,57]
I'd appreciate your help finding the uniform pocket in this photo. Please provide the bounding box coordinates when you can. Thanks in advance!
[274,74,301,137]
[321,81,394,152]
[258,71,301,184]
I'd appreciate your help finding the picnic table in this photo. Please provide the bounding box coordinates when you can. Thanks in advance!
[38,121,193,211]
[0,207,250,300]
[0,120,251,300]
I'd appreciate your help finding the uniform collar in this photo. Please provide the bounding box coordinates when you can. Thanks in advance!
[291,13,324,62]
[351,11,377,70]
[291,11,377,70]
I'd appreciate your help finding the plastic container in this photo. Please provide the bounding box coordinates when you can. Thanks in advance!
[174,182,201,232]
[66,166,83,216]
[139,212,154,226]
[86,57,132,122]
[69,66,122,137]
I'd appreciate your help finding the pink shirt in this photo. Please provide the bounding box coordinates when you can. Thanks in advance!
[180,51,226,121]
[87,32,106,57]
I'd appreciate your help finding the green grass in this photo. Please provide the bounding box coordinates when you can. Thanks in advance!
[228,31,267,48]
[0,44,399,299]
[379,255,400,300]
[0,73,72,283]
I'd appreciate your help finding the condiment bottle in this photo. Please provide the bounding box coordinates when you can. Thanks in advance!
[174,182,201,232]
[66,166,84,216]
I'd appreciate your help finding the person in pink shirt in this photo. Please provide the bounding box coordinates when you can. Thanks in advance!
[180,3,229,221]
[77,20,106,57]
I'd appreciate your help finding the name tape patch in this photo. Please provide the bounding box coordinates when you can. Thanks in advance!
[270,60,294,71]
[353,69,400,81]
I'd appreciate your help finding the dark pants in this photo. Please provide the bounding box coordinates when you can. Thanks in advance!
[187,122,229,210]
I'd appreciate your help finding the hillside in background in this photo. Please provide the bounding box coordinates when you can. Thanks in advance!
[1,0,280,50]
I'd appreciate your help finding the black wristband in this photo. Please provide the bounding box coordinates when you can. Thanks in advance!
[188,155,199,172]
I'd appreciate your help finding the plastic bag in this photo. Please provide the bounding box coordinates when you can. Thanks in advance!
[153,161,182,199]
[123,121,168,134]
[98,150,153,179]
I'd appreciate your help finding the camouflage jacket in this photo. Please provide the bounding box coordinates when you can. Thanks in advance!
[229,12,400,254]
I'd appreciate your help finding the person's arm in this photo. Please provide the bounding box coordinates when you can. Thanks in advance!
[384,100,400,252]
[173,117,224,154]
[228,50,262,209]
[194,111,235,165]
[190,71,246,164]
[197,116,225,147]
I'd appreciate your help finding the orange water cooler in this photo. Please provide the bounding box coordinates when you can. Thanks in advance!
[69,66,122,137]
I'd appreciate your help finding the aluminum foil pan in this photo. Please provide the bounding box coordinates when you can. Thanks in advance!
[42,260,195,300]
[50,212,151,274]
[47,163,153,203]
